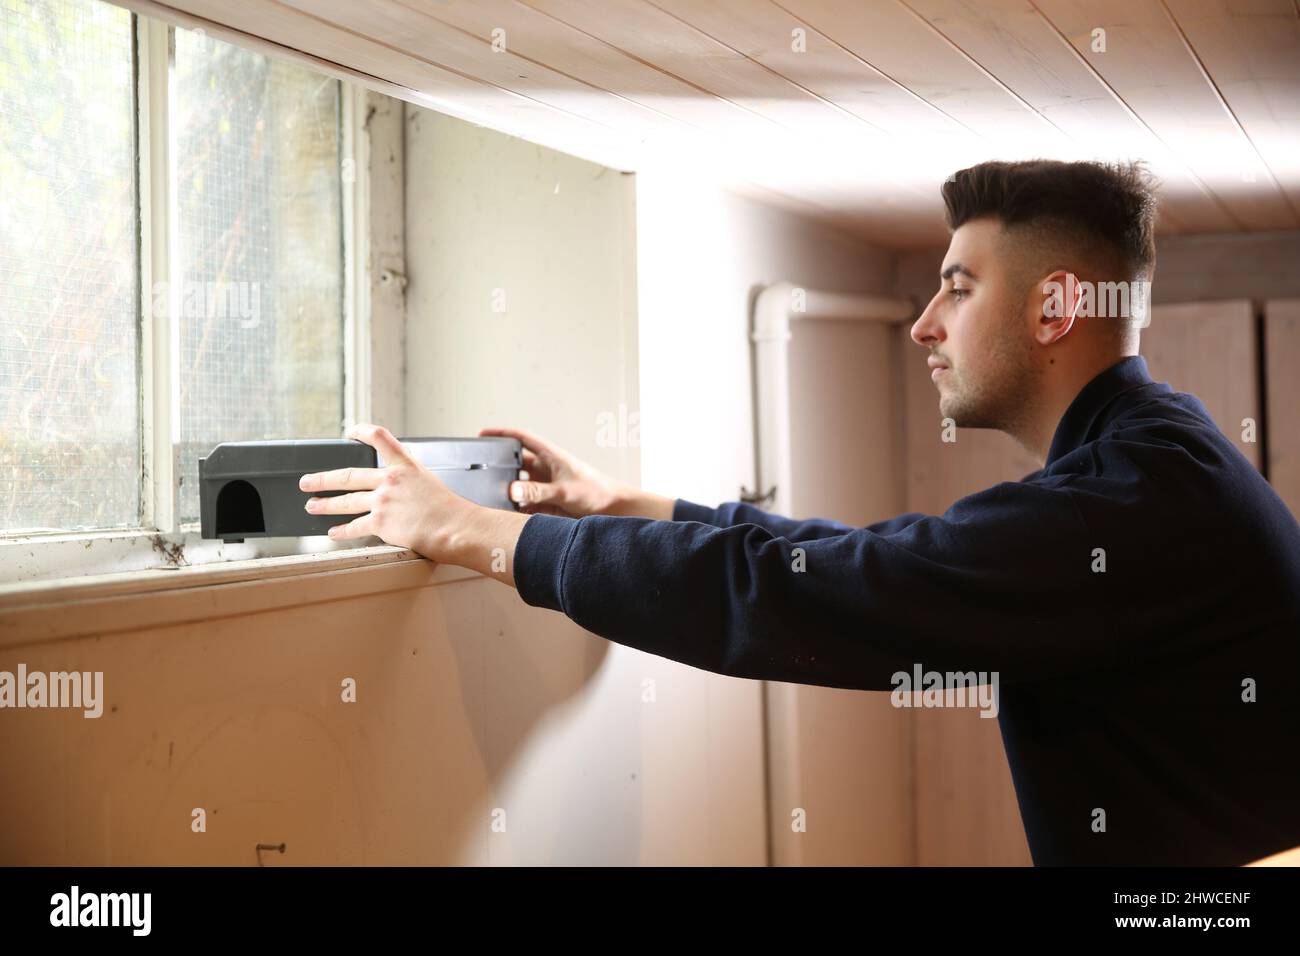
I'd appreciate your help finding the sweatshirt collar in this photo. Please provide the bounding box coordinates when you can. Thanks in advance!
[1045,355,1158,467]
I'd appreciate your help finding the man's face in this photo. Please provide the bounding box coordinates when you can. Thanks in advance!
[909,218,1041,430]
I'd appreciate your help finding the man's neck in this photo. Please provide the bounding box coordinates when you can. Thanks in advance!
[1012,351,1136,464]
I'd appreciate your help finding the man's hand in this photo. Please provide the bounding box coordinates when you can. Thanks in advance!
[300,423,529,586]
[478,425,673,520]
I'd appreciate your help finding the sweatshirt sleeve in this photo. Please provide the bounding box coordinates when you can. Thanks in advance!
[672,497,927,541]
[514,480,1105,690]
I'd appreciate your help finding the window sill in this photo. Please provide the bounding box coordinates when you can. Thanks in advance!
[0,526,426,584]
[0,542,483,647]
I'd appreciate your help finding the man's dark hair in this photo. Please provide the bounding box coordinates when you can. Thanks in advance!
[941,159,1158,283]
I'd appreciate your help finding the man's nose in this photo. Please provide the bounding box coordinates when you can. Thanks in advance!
[910,292,945,348]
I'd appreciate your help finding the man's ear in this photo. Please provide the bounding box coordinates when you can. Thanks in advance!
[1036,269,1082,345]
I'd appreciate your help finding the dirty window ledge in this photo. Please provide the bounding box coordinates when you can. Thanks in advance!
[0,530,481,610]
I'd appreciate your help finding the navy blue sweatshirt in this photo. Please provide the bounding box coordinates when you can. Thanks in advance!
[513,355,1300,866]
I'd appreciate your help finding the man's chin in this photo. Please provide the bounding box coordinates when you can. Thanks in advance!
[939,392,986,428]
[938,391,960,422]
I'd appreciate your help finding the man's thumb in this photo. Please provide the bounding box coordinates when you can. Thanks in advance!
[510,480,562,507]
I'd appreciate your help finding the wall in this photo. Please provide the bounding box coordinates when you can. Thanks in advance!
[0,557,627,864]
[399,107,771,863]
[634,169,914,865]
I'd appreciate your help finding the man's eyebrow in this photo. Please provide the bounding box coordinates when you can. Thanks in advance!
[940,262,977,281]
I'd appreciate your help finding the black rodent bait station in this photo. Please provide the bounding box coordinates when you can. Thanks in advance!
[198,437,522,543]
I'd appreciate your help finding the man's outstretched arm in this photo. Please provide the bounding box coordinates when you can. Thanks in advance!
[503,484,1109,691]
[672,497,928,541]
[304,426,1110,691]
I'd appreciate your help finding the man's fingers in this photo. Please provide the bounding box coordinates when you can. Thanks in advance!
[300,466,385,493]
[347,423,411,466]
[481,427,555,481]
[305,491,374,515]
[520,448,552,482]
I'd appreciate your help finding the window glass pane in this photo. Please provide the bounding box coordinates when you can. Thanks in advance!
[0,0,140,533]
[173,28,344,523]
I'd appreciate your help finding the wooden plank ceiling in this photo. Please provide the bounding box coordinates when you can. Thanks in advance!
[123,0,1300,249]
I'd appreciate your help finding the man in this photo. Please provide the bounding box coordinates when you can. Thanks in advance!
[300,160,1300,866]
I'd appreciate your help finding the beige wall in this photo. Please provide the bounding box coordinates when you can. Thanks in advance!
[635,169,913,865]
[1266,299,1300,516]
[398,108,765,864]
[1,560,619,864]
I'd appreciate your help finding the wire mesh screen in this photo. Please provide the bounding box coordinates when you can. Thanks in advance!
[0,0,139,533]
[173,27,344,523]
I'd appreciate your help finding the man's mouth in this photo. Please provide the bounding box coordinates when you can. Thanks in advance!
[928,358,950,381]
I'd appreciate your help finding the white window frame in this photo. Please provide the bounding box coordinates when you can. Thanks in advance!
[0,8,374,585]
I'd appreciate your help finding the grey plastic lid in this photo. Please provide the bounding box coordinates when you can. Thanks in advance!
[200,436,521,479]
[378,436,521,470]
[200,439,373,479]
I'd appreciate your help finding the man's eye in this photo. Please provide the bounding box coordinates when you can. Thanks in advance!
[951,288,969,300]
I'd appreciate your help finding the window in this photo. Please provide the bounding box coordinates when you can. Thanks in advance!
[0,0,140,532]
[0,0,354,557]
[172,28,344,523]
